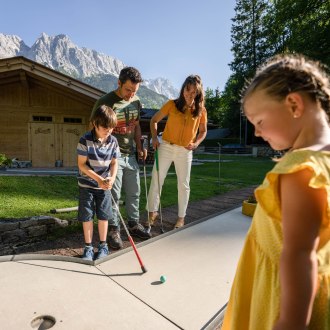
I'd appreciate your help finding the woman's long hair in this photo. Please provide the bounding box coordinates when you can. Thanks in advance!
[174,75,205,117]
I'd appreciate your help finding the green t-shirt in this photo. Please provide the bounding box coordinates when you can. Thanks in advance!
[92,91,141,155]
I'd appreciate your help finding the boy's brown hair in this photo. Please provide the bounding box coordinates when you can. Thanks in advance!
[90,105,117,128]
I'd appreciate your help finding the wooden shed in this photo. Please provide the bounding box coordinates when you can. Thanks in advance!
[0,56,104,167]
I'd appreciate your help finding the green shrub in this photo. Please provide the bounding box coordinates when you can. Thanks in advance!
[0,154,12,168]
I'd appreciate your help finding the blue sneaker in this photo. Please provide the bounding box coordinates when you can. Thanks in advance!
[82,245,94,261]
[95,243,109,260]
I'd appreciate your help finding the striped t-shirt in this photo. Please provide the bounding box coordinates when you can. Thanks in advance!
[77,129,120,189]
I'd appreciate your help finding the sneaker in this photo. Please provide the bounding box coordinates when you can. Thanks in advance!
[82,245,94,261]
[108,229,123,250]
[95,243,109,260]
[129,223,152,240]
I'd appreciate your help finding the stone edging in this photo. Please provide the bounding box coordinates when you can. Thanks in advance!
[0,216,68,256]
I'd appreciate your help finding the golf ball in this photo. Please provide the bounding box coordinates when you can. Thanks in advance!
[160,275,166,283]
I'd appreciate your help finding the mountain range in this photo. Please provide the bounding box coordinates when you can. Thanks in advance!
[0,33,179,108]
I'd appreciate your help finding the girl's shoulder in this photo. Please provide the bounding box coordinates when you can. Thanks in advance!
[256,149,330,220]
[272,149,330,177]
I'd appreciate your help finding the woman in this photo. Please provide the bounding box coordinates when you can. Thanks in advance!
[147,75,207,229]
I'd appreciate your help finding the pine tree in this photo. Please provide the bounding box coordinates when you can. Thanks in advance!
[230,0,273,77]
[222,0,272,141]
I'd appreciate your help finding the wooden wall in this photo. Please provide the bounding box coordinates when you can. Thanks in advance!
[0,79,95,167]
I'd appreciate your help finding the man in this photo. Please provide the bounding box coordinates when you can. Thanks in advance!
[92,67,151,250]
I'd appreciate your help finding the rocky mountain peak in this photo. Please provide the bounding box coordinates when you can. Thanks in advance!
[0,32,179,102]
[0,33,29,57]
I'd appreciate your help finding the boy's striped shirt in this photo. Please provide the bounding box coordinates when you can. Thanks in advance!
[77,129,120,188]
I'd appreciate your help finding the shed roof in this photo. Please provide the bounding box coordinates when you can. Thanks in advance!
[0,56,105,101]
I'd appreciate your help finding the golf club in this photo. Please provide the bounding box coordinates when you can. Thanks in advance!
[155,148,165,233]
[142,156,152,233]
[140,137,151,233]
[110,192,147,273]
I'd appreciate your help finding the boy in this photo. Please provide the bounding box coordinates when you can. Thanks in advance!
[77,105,120,260]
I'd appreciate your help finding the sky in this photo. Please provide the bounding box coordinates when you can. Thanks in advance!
[0,0,235,91]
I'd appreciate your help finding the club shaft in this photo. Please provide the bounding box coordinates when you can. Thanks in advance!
[155,149,164,232]
[111,193,147,273]
[128,236,147,273]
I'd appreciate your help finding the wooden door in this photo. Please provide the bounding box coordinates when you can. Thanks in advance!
[62,124,86,167]
[30,123,55,167]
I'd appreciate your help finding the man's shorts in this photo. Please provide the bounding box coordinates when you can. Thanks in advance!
[78,187,112,222]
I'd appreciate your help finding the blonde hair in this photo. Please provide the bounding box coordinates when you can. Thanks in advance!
[242,54,330,117]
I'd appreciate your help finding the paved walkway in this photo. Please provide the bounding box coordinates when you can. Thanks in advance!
[0,207,251,329]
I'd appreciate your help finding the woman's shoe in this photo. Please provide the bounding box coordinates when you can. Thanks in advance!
[148,212,159,226]
[174,218,184,229]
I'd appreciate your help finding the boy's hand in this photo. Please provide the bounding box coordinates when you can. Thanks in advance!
[103,177,115,190]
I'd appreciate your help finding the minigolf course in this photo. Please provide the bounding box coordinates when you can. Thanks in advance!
[0,207,251,329]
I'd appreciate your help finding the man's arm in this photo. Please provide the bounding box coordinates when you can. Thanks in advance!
[134,122,148,160]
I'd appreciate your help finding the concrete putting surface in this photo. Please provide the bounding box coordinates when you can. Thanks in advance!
[0,207,251,329]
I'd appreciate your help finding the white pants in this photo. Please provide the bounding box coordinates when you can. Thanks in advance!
[147,141,193,218]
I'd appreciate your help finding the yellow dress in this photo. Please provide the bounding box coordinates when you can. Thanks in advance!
[222,150,330,330]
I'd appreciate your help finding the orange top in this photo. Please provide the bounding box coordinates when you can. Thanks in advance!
[160,100,207,147]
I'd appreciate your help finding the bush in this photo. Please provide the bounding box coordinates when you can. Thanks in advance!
[0,154,12,168]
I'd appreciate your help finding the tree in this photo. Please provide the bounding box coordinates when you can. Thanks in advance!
[230,0,273,77]
[221,0,272,141]
[273,0,330,66]
[221,0,330,142]
[220,73,245,139]
[205,87,222,126]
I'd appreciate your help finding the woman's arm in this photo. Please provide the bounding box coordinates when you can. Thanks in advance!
[150,110,166,149]
[273,168,326,329]
[185,121,207,150]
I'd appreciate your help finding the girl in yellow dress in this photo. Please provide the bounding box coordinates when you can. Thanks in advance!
[222,54,330,329]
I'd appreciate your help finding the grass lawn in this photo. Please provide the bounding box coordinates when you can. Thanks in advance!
[0,155,274,219]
